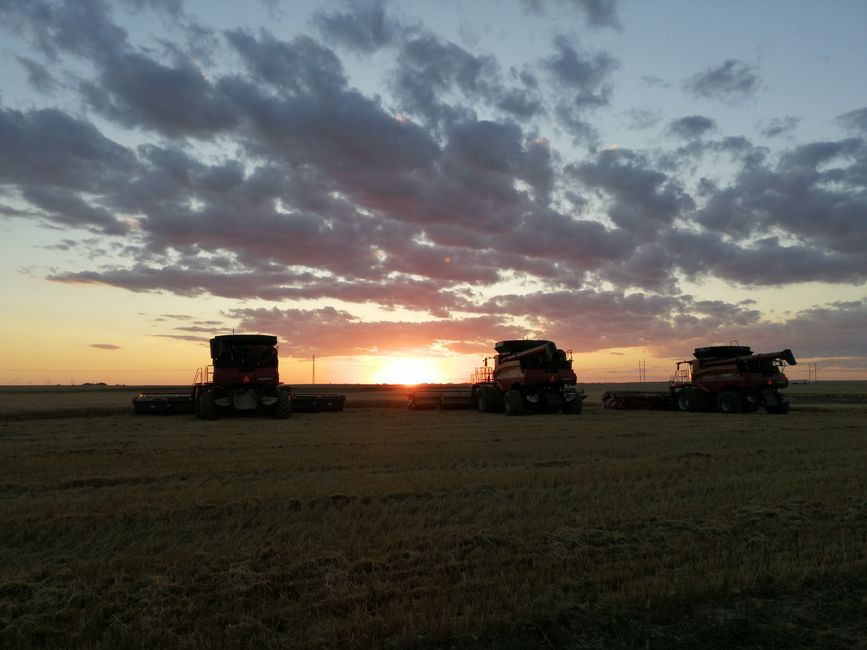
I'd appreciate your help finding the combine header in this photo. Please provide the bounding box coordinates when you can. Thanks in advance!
[602,345,796,414]
[133,334,345,418]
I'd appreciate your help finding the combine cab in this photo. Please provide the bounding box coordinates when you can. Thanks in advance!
[602,345,796,414]
[472,340,586,415]
[133,334,345,418]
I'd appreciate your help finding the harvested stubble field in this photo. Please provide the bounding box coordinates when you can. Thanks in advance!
[0,385,865,649]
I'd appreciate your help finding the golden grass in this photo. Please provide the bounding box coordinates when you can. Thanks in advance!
[1,389,866,648]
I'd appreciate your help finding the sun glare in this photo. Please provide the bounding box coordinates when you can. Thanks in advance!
[369,357,447,385]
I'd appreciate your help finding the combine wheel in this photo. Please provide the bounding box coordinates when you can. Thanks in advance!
[274,390,291,419]
[198,387,217,420]
[562,399,582,415]
[477,386,503,413]
[601,391,621,410]
[716,390,743,414]
[677,387,706,412]
[689,387,707,411]
[503,389,525,416]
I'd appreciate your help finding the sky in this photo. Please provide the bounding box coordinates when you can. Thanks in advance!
[0,0,865,385]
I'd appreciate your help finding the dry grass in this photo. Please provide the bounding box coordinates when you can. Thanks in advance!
[1,387,865,648]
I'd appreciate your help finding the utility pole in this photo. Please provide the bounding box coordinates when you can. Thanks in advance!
[312,354,316,385]
[638,360,646,383]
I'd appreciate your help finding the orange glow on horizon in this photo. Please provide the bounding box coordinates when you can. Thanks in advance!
[367,356,448,385]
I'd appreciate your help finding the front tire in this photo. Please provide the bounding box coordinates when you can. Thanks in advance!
[198,387,217,420]
[503,389,525,416]
[717,390,743,414]
[562,397,583,414]
[274,390,291,419]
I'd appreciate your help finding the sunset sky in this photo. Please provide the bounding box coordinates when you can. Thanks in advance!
[1,0,865,385]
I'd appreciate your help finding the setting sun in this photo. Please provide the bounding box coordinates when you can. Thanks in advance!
[368,356,448,385]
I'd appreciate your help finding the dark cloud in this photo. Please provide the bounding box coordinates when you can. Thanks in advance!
[0,106,137,233]
[82,52,239,137]
[16,56,58,93]
[312,0,406,53]
[391,32,500,125]
[695,137,867,263]
[837,107,867,134]
[119,0,184,16]
[759,116,799,138]
[226,30,348,95]
[668,115,716,140]
[568,147,693,236]
[683,59,762,105]
[21,186,128,235]
[0,107,136,193]
[90,343,121,350]
[543,35,617,103]
[521,0,621,30]
[0,0,128,62]
[542,36,618,144]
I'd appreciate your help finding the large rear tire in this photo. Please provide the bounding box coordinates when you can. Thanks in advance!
[676,389,691,412]
[198,387,217,420]
[503,389,525,416]
[717,390,743,414]
[274,390,291,419]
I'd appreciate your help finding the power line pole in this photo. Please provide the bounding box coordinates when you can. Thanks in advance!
[312,354,316,385]
[638,360,646,383]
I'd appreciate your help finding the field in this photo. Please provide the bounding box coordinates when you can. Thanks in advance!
[1,384,865,648]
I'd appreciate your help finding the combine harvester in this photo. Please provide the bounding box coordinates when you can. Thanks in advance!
[133,334,345,418]
[602,345,796,414]
[408,340,586,415]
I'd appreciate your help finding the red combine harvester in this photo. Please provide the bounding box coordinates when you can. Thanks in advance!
[473,340,586,415]
[133,334,345,418]
[409,340,586,414]
[602,345,796,414]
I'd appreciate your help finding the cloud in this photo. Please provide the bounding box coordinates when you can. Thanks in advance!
[759,116,799,138]
[0,106,137,233]
[119,0,184,16]
[0,0,129,62]
[312,0,407,53]
[229,306,515,357]
[542,35,618,144]
[390,32,503,125]
[90,343,121,350]
[695,136,867,265]
[668,115,716,140]
[568,147,693,236]
[226,30,348,95]
[16,56,59,93]
[82,52,239,137]
[837,107,867,134]
[521,0,622,30]
[683,59,762,105]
